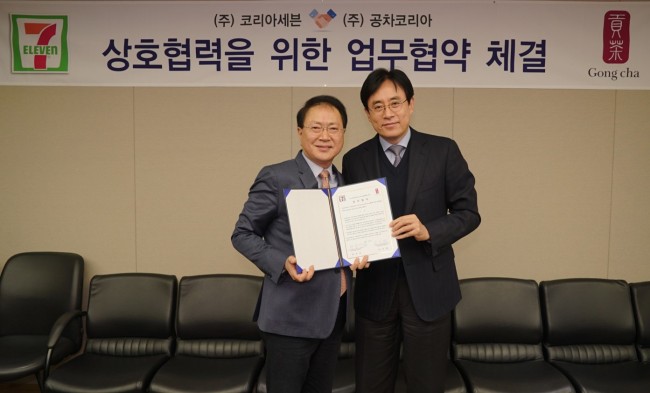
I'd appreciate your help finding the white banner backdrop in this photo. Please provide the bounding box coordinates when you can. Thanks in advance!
[0,1,648,88]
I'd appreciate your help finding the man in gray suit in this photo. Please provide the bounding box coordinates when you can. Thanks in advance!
[343,69,480,393]
[232,95,367,393]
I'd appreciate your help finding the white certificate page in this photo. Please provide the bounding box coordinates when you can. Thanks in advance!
[332,178,400,263]
[284,188,341,272]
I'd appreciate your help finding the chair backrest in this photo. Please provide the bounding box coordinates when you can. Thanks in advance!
[631,281,650,362]
[85,273,177,356]
[453,277,544,362]
[540,278,637,364]
[0,252,84,344]
[175,274,262,358]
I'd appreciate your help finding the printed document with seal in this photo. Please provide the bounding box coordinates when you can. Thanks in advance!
[284,178,400,272]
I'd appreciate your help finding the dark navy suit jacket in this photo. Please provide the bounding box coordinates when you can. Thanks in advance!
[232,152,352,339]
[342,130,480,322]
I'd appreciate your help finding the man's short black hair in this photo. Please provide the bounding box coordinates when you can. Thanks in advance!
[297,95,348,128]
[360,68,414,110]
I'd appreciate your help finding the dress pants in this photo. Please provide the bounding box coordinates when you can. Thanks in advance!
[355,277,451,393]
[262,294,346,393]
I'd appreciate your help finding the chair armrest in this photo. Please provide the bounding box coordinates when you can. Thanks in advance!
[47,310,86,348]
[44,310,86,380]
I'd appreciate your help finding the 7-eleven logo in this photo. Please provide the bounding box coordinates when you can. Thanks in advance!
[11,14,69,73]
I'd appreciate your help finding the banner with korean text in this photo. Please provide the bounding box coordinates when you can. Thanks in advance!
[0,1,648,89]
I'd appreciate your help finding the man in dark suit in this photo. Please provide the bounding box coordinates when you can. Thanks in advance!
[342,69,480,393]
[232,95,367,393]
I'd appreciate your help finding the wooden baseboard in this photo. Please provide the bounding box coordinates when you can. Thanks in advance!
[0,376,40,393]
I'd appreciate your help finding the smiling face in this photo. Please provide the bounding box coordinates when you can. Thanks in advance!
[365,80,414,145]
[297,103,345,168]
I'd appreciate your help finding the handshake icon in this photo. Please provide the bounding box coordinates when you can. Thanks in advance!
[310,9,337,29]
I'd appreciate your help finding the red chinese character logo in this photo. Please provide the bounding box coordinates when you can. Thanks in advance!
[603,10,630,64]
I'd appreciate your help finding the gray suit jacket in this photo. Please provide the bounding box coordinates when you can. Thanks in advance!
[342,130,480,322]
[232,152,352,339]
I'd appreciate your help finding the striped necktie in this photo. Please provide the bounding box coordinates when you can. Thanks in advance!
[388,144,405,167]
[319,169,346,296]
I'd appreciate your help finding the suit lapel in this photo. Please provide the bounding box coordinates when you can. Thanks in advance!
[405,130,428,212]
[333,165,344,186]
[295,152,319,189]
[362,136,382,180]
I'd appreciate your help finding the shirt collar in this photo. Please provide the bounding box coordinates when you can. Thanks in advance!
[379,127,412,152]
[301,151,335,184]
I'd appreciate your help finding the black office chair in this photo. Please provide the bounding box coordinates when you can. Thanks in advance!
[149,274,264,393]
[0,251,84,392]
[541,278,650,393]
[452,277,574,393]
[630,281,650,362]
[45,273,177,393]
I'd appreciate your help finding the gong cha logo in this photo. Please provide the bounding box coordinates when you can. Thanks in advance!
[602,10,630,64]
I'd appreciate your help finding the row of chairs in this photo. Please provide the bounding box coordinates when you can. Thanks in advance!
[46,272,266,393]
[1,252,649,392]
[0,252,268,393]
[450,277,650,393]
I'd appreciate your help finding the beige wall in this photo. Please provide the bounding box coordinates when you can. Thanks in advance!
[1,86,649,286]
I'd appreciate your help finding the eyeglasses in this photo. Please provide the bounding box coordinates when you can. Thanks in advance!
[369,98,408,114]
[303,124,344,135]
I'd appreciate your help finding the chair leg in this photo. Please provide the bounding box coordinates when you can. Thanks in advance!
[36,371,46,393]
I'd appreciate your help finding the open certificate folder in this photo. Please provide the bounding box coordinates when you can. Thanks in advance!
[284,178,400,272]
